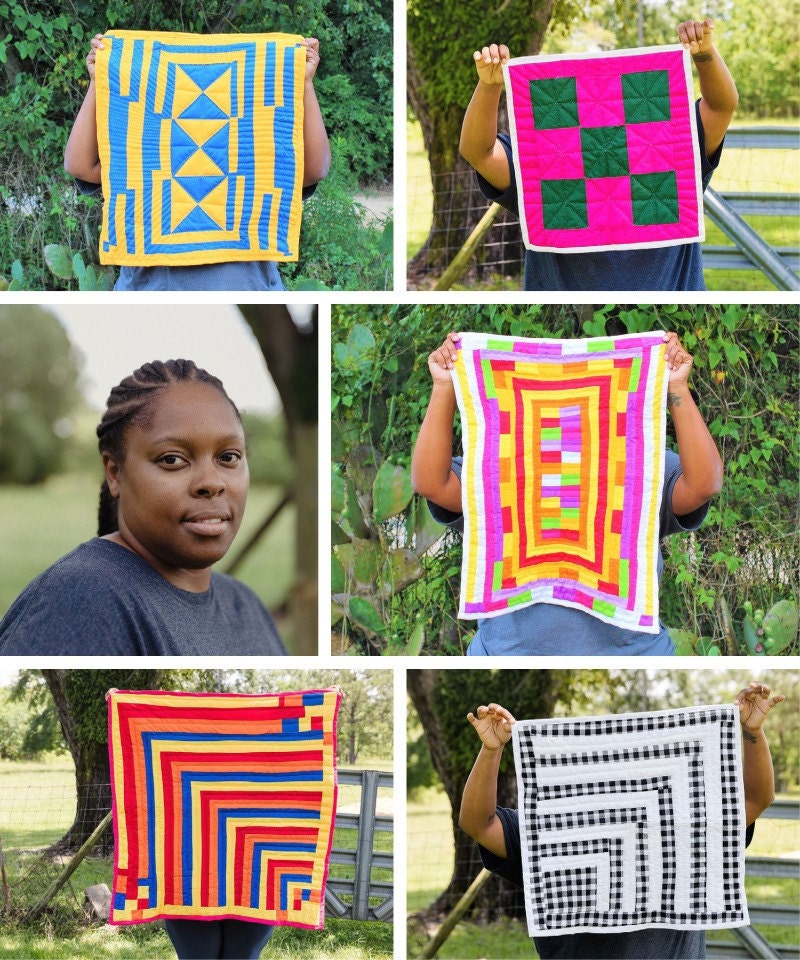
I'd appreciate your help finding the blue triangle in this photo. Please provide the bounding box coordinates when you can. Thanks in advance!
[180,62,231,91]
[179,91,228,120]
[174,175,225,203]
[174,204,223,234]
[170,124,199,171]
[203,125,230,169]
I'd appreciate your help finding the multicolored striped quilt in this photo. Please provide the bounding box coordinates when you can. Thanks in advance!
[95,31,305,266]
[108,689,340,927]
[504,46,703,252]
[451,332,668,631]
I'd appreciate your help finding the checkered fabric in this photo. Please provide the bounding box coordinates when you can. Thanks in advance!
[451,331,668,631]
[95,31,305,266]
[503,46,703,252]
[512,705,749,936]
[108,689,340,928]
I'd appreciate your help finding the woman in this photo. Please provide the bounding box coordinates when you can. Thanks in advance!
[0,359,286,655]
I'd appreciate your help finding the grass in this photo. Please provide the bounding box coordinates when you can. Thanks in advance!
[0,759,393,958]
[407,785,800,959]
[405,116,800,291]
[0,474,296,624]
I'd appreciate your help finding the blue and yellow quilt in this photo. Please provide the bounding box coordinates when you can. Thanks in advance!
[96,31,305,266]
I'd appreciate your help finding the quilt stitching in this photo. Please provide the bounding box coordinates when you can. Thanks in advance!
[512,705,749,936]
[95,31,305,266]
[108,689,340,928]
[503,46,704,251]
[451,331,668,631]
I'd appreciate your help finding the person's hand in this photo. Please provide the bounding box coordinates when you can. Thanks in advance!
[86,34,105,82]
[663,332,693,386]
[467,703,516,751]
[735,681,784,734]
[427,332,460,385]
[303,37,321,82]
[472,43,509,86]
[105,687,118,702]
[677,18,715,57]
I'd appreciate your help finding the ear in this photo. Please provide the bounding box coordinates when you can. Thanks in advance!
[102,452,122,498]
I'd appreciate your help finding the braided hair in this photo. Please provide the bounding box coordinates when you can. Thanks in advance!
[96,360,241,536]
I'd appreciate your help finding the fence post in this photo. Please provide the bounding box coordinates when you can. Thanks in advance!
[352,770,379,921]
[419,868,494,959]
[434,203,502,291]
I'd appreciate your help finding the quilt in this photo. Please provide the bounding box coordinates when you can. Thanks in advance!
[108,689,340,928]
[95,31,305,266]
[503,46,703,252]
[451,331,668,631]
[512,704,749,936]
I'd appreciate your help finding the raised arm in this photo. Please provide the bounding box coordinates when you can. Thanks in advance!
[735,681,784,824]
[663,332,723,516]
[458,702,516,857]
[301,38,331,186]
[410,332,463,513]
[64,33,104,183]
[677,18,738,156]
[459,44,512,191]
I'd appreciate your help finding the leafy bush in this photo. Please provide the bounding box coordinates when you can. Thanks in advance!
[331,304,799,655]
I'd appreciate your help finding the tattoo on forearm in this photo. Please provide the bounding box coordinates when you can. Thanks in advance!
[742,729,758,743]
[667,392,682,407]
[692,52,713,62]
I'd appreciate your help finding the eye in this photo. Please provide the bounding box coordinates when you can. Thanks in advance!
[218,450,244,465]
[156,453,187,467]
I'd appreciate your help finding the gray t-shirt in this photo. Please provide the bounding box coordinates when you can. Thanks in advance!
[0,538,286,657]
[428,449,708,656]
[479,805,754,959]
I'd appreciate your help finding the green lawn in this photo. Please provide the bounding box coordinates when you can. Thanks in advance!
[0,759,393,959]
[0,475,297,640]
[406,117,800,291]
[408,786,800,959]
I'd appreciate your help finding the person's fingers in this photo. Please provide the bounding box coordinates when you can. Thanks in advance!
[498,44,510,61]
[769,694,785,706]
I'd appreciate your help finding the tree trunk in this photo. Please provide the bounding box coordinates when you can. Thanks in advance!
[407,668,562,919]
[239,305,318,655]
[42,670,162,854]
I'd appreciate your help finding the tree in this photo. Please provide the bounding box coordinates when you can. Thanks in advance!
[238,305,318,655]
[407,0,556,279]
[407,669,563,917]
[0,305,81,483]
[41,669,163,852]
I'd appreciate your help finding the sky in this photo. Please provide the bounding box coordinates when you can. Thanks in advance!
[53,304,282,415]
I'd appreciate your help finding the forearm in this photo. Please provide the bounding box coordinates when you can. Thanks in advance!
[64,82,101,182]
[302,80,330,186]
[742,727,775,823]
[459,744,505,847]
[411,382,459,505]
[693,49,738,113]
[667,383,723,503]
[460,81,502,164]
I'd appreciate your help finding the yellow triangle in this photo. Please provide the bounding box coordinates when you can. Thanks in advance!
[197,178,229,230]
[175,148,223,179]
[204,68,232,116]
[175,118,228,149]
[173,69,203,118]
[170,180,198,232]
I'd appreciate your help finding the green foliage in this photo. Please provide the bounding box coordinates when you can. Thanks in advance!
[284,142,393,291]
[0,0,390,290]
[240,411,293,485]
[0,306,81,483]
[332,303,799,655]
[63,671,158,745]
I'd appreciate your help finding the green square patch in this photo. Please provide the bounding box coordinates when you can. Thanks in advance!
[580,125,629,178]
[529,76,579,130]
[631,171,679,225]
[541,178,588,229]
[622,69,671,123]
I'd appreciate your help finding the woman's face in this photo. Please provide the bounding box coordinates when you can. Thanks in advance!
[103,381,249,591]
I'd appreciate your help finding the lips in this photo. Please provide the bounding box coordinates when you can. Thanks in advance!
[181,511,232,536]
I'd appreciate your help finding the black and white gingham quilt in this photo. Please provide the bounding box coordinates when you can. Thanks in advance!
[512,704,749,936]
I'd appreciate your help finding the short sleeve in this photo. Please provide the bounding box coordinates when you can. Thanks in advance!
[477,805,524,888]
[74,177,102,197]
[474,134,519,219]
[426,456,464,531]
[660,447,710,538]
[745,821,754,847]
[696,99,723,186]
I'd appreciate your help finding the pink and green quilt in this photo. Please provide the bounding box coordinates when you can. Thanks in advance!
[451,332,669,631]
[503,46,703,252]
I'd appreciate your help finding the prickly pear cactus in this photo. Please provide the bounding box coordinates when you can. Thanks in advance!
[743,600,799,655]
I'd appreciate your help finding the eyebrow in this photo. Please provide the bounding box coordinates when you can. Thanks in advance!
[149,434,246,447]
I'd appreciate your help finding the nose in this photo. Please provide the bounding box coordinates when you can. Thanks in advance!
[192,460,226,497]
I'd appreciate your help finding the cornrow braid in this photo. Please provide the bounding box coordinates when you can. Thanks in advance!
[96,360,241,536]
